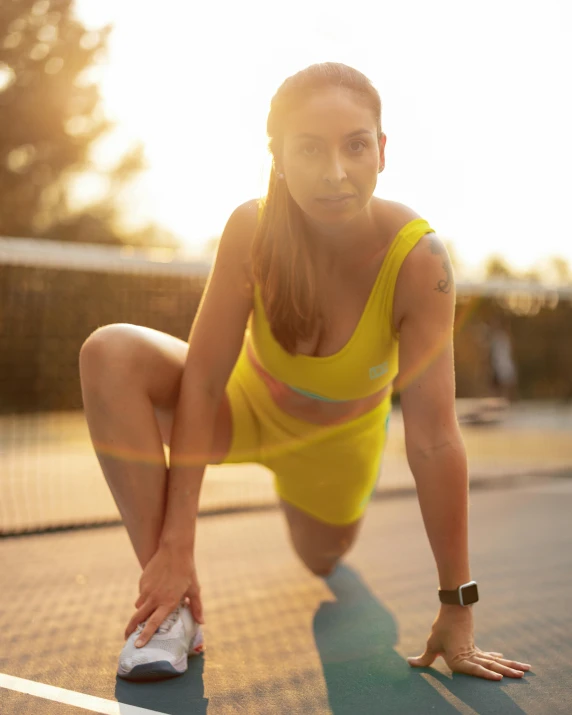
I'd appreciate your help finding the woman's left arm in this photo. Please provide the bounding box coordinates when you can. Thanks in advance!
[394,233,531,680]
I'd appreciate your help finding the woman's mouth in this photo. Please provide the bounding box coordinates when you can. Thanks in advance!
[316,195,355,207]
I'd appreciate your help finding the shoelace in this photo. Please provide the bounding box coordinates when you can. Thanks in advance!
[135,605,182,636]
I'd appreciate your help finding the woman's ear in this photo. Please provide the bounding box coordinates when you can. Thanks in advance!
[378,132,387,172]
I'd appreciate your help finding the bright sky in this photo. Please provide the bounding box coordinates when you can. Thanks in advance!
[75,0,571,277]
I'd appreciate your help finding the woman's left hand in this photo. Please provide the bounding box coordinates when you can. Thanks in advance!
[407,606,532,680]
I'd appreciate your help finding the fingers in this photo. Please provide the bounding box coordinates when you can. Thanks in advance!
[496,658,531,671]
[453,654,532,680]
[186,590,205,625]
[407,647,439,668]
[124,601,155,640]
[475,648,531,673]
[126,589,153,637]
[407,632,442,668]
[474,656,531,677]
[134,606,171,648]
[481,652,530,670]
[455,660,504,681]
[473,657,522,678]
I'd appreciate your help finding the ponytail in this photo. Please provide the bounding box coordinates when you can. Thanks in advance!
[251,166,318,354]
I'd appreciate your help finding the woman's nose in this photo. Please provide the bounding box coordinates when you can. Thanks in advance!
[322,153,347,184]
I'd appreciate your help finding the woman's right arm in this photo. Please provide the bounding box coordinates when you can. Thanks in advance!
[159,199,259,552]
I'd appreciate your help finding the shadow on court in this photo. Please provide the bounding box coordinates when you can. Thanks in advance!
[115,662,208,714]
[315,565,529,715]
[112,561,535,715]
[2,476,572,713]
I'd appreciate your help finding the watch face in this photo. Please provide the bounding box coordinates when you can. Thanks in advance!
[461,582,479,605]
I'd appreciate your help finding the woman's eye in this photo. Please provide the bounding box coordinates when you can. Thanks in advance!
[301,143,319,156]
[299,140,366,156]
[349,140,367,153]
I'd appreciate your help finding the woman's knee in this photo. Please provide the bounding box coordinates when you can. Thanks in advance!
[280,499,361,577]
[79,323,142,383]
[302,555,341,578]
[296,537,354,577]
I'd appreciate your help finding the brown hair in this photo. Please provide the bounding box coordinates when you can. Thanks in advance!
[251,62,383,354]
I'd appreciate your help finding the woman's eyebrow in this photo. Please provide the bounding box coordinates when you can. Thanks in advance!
[294,128,373,141]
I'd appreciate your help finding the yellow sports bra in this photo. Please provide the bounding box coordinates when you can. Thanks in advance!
[247,218,436,402]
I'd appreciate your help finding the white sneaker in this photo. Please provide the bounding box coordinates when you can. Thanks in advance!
[117,603,204,681]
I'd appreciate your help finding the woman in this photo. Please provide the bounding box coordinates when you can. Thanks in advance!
[79,62,531,683]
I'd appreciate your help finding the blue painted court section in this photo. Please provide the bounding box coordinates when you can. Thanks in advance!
[1,477,571,714]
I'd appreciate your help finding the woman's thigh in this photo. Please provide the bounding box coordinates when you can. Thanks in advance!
[269,410,389,574]
[80,323,233,464]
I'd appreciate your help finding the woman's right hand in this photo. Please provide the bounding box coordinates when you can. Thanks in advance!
[124,544,204,647]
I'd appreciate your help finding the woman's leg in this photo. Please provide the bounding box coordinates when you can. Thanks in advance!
[79,323,232,570]
[279,498,364,577]
[267,407,390,577]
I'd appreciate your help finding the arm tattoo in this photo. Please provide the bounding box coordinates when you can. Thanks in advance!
[428,236,452,294]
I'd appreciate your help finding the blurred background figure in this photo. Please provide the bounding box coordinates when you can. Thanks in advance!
[487,314,518,404]
[467,312,518,424]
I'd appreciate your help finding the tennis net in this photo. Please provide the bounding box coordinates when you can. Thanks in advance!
[1,235,571,535]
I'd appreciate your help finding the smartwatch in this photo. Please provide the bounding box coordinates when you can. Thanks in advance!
[438,580,479,606]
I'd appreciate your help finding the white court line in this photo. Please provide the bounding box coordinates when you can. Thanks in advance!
[0,673,168,715]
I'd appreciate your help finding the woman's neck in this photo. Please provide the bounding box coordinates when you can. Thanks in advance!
[305,199,385,267]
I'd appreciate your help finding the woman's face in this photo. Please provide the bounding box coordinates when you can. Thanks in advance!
[280,87,385,234]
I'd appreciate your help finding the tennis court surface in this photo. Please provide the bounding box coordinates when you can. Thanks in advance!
[1,402,572,714]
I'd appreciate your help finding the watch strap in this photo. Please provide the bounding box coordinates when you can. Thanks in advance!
[438,580,479,606]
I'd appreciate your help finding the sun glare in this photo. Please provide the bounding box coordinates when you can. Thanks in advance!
[74,0,572,274]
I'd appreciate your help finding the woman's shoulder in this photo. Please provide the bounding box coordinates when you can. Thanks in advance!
[220,198,261,284]
[392,202,454,325]
[385,200,449,328]
[229,197,262,230]
[380,199,439,254]
[377,198,426,236]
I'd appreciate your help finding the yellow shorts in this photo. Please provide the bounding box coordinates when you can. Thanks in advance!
[221,344,392,526]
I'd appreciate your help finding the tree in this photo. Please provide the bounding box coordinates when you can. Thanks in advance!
[548,257,570,285]
[0,0,164,246]
[484,255,514,280]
